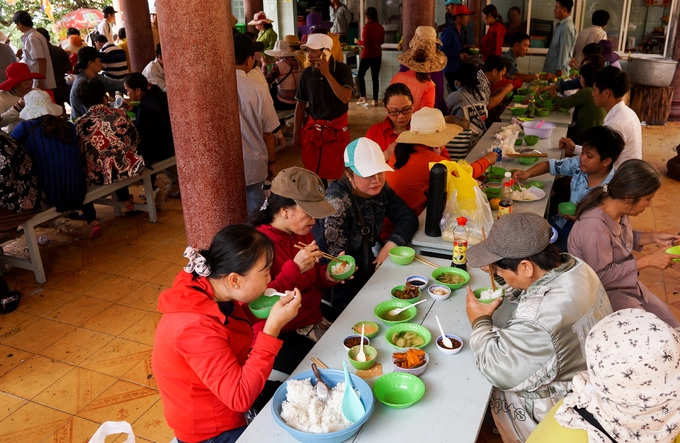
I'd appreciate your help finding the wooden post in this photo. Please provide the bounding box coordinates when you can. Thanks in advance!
[629,85,675,125]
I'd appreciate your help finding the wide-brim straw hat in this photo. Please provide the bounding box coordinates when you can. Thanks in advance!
[265,40,295,57]
[283,34,301,49]
[398,40,447,73]
[396,107,463,147]
[410,26,441,47]
[248,11,274,25]
[19,90,62,120]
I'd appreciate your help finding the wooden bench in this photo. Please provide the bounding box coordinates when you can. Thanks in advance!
[0,156,177,284]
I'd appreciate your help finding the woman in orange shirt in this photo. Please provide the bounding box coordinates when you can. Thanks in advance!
[390,38,446,112]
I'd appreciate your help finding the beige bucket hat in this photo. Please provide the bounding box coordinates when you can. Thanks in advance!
[395,108,463,147]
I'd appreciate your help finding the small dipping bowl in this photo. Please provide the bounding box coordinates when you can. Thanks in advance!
[352,321,379,338]
[515,137,523,146]
[348,344,378,370]
[391,349,429,377]
[389,246,415,265]
[436,334,464,355]
[391,285,421,303]
[343,334,370,351]
[473,287,505,304]
[427,284,452,301]
[328,255,356,280]
[523,135,540,146]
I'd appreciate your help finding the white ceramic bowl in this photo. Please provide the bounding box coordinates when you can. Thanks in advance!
[435,334,463,355]
[428,284,452,301]
[343,334,369,351]
[406,275,428,289]
[391,349,429,377]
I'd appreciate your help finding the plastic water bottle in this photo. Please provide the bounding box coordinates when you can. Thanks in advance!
[113,91,124,109]
[498,172,514,218]
[451,216,469,270]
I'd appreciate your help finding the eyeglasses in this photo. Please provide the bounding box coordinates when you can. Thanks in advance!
[386,107,413,117]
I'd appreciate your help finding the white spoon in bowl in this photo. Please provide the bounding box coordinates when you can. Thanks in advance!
[263,288,286,297]
[435,315,453,349]
[355,324,367,362]
[386,299,427,316]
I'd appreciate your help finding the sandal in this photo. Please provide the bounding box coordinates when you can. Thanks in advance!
[124,197,135,212]
[89,221,102,239]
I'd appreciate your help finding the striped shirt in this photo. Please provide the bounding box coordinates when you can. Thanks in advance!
[100,43,129,80]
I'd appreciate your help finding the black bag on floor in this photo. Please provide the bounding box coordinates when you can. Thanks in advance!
[0,277,20,314]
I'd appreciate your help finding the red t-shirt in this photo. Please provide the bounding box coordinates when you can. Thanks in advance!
[481,22,506,60]
[360,21,385,59]
[365,117,403,152]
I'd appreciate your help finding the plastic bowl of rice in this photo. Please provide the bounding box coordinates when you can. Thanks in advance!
[473,287,505,304]
[328,255,356,280]
[272,369,374,443]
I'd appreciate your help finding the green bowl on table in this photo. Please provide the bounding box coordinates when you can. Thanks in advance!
[539,100,553,110]
[511,107,527,116]
[373,372,426,409]
[519,156,538,165]
[484,187,501,200]
[348,345,378,370]
[535,108,550,117]
[513,95,525,103]
[352,320,380,338]
[517,87,531,96]
[469,47,479,54]
[374,300,417,326]
[473,287,505,304]
[389,246,415,265]
[431,267,470,290]
[558,202,577,216]
[528,180,544,189]
[665,245,680,262]
[486,166,506,181]
[385,323,432,349]
[329,255,356,280]
[515,137,523,146]
[248,294,280,319]
[505,90,513,99]
[391,285,421,303]
[559,107,570,113]
[523,135,540,146]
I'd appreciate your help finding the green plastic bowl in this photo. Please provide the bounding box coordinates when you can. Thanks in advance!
[329,255,356,280]
[528,180,544,189]
[523,135,540,146]
[391,285,421,303]
[665,245,680,262]
[389,246,415,265]
[515,137,523,146]
[536,108,550,117]
[505,90,513,98]
[486,166,506,181]
[559,107,570,113]
[484,187,501,200]
[374,300,416,326]
[511,107,527,116]
[373,372,426,409]
[540,100,553,109]
[469,47,479,54]
[385,323,432,349]
[431,267,470,290]
[248,294,279,319]
[352,321,380,338]
[348,345,378,370]
[519,156,538,165]
[513,95,525,103]
[517,87,531,95]
[473,287,505,304]
[558,202,577,216]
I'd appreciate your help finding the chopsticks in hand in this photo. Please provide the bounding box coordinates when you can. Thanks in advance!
[295,242,339,262]
[481,227,497,291]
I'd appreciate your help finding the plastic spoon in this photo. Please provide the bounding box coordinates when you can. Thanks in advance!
[386,299,428,316]
[263,288,285,297]
[355,324,367,362]
[535,120,546,129]
[342,361,365,423]
[435,315,454,349]
[311,363,329,401]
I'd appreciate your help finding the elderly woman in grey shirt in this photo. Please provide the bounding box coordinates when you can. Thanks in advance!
[568,159,680,327]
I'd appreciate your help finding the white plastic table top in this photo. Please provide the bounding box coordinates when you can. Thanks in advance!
[410,122,568,257]
[500,106,574,127]
[237,257,494,443]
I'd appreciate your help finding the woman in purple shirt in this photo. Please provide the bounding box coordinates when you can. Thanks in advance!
[568,159,680,327]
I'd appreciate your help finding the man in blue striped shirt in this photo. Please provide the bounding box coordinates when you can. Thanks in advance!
[94,35,128,80]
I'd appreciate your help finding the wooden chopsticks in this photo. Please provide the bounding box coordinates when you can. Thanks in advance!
[295,242,339,262]
[413,254,440,269]
[311,357,328,369]
[481,227,497,291]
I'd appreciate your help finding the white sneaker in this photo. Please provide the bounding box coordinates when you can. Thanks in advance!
[357,97,367,105]
[371,100,378,107]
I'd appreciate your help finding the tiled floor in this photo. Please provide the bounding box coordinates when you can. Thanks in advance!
[1,102,679,442]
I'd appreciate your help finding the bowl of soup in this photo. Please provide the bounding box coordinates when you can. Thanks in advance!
[431,267,470,290]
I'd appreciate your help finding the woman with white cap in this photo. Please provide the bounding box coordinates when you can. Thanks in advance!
[527,308,680,443]
[313,137,418,319]
[249,167,339,372]
[264,40,301,110]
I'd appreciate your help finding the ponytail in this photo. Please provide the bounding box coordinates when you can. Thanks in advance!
[393,143,417,169]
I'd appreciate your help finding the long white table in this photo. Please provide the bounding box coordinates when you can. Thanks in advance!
[411,122,567,257]
[238,257,495,442]
[500,107,574,127]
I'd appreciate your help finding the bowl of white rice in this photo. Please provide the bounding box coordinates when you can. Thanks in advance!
[329,255,356,280]
[272,369,374,443]
[473,287,505,304]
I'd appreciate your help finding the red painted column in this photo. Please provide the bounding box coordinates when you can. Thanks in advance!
[668,16,680,120]
[119,0,156,72]
[155,0,247,249]
[245,0,264,34]
[402,0,435,50]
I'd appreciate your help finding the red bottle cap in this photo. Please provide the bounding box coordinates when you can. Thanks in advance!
[456,216,467,226]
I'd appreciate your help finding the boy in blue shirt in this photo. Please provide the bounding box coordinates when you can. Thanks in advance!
[513,125,624,250]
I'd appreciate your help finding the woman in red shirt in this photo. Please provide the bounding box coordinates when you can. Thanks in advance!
[356,7,385,107]
[249,167,340,372]
[365,82,414,161]
[480,5,506,61]
[153,225,301,443]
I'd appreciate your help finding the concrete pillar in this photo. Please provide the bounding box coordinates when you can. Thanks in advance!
[155,0,247,249]
[402,0,435,49]
[245,0,264,35]
[119,0,156,72]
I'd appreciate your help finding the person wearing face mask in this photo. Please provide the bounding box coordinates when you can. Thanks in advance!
[248,167,340,372]
[313,137,418,320]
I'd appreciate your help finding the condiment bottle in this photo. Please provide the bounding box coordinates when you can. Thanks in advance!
[498,172,514,218]
[451,216,468,270]
[526,95,536,118]
[113,91,124,108]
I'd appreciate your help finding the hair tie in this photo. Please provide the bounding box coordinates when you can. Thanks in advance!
[183,246,211,277]
[602,184,608,194]
[259,197,269,211]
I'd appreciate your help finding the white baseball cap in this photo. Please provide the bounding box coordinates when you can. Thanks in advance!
[344,138,394,178]
[301,33,333,51]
